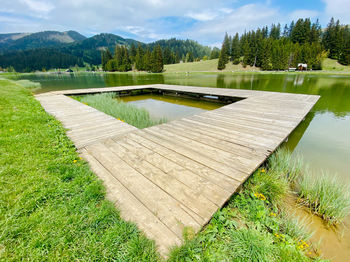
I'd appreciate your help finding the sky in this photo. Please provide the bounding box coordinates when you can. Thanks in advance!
[0,0,349,46]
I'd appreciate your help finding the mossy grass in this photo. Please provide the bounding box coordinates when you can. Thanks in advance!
[74,92,166,129]
[0,79,159,261]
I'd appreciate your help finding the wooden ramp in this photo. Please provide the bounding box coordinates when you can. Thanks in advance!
[36,84,319,256]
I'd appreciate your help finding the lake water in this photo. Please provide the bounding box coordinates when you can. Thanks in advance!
[14,72,350,184]
[119,94,222,121]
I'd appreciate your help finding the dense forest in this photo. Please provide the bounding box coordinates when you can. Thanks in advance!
[101,44,164,73]
[217,18,350,70]
[0,49,83,72]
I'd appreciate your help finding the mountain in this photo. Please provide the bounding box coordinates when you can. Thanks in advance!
[0,30,212,72]
[0,30,86,52]
[60,33,142,65]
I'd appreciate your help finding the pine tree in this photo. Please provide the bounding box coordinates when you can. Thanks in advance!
[150,45,163,73]
[135,44,144,71]
[101,49,112,71]
[231,33,240,64]
[130,43,137,63]
[217,33,230,70]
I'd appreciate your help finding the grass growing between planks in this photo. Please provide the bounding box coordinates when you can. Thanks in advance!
[0,79,159,261]
[74,93,166,129]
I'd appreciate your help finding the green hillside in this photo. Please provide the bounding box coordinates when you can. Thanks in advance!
[164,59,259,72]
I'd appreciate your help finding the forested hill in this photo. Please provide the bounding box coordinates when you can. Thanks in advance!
[0,31,211,72]
[0,31,86,52]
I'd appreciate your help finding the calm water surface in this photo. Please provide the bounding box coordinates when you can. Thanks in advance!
[15,72,350,184]
[119,94,222,121]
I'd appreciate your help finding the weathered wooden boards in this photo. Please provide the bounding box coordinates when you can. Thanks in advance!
[35,84,319,256]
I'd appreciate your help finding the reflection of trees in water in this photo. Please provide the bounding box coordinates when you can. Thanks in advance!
[284,111,315,152]
[103,73,164,87]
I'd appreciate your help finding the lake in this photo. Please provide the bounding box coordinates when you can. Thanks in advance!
[14,72,350,185]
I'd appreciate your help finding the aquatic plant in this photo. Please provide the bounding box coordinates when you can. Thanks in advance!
[74,92,166,129]
[268,148,303,183]
[298,171,350,225]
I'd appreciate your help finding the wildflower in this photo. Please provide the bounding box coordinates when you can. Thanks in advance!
[79,157,83,160]
[117,118,121,121]
[254,192,267,201]
[9,128,13,132]
[73,160,77,163]
[274,233,280,238]
[261,168,266,173]
[270,212,277,217]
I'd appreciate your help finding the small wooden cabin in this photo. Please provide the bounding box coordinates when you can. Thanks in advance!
[298,63,307,71]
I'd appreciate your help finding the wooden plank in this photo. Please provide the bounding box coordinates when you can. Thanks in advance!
[85,142,201,238]
[104,138,218,224]
[126,132,240,192]
[79,148,180,256]
[116,136,231,206]
[142,128,249,182]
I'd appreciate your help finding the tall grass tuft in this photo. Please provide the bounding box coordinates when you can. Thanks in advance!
[298,171,350,225]
[75,93,166,129]
[16,79,41,90]
[268,148,303,183]
[227,227,276,262]
[279,212,314,241]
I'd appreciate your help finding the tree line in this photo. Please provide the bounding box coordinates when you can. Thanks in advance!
[101,43,205,73]
[0,48,83,72]
[217,18,350,70]
[101,44,164,73]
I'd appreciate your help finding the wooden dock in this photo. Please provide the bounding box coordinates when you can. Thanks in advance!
[36,84,319,255]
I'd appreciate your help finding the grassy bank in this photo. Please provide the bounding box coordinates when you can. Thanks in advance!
[0,79,158,261]
[163,58,350,75]
[164,59,259,73]
[74,93,166,129]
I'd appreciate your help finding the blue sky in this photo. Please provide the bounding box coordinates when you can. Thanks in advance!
[0,0,349,46]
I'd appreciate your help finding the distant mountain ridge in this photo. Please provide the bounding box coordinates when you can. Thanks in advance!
[0,30,212,71]
[0,31,86,52]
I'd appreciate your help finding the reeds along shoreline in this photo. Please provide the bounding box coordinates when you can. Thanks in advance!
[73,92,167,129]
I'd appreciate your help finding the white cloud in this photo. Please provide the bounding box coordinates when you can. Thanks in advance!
[0,0,333,45]
[322,0,350,24]
[186,11,218,21]
[20,0,54,15]
[186,4,280,44]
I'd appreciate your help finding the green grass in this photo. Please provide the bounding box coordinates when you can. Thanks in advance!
[164,59,259,73]
[0,79,159,261]
[298,171,350,225]
[74,93,166,129]
[322,58,350,72]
